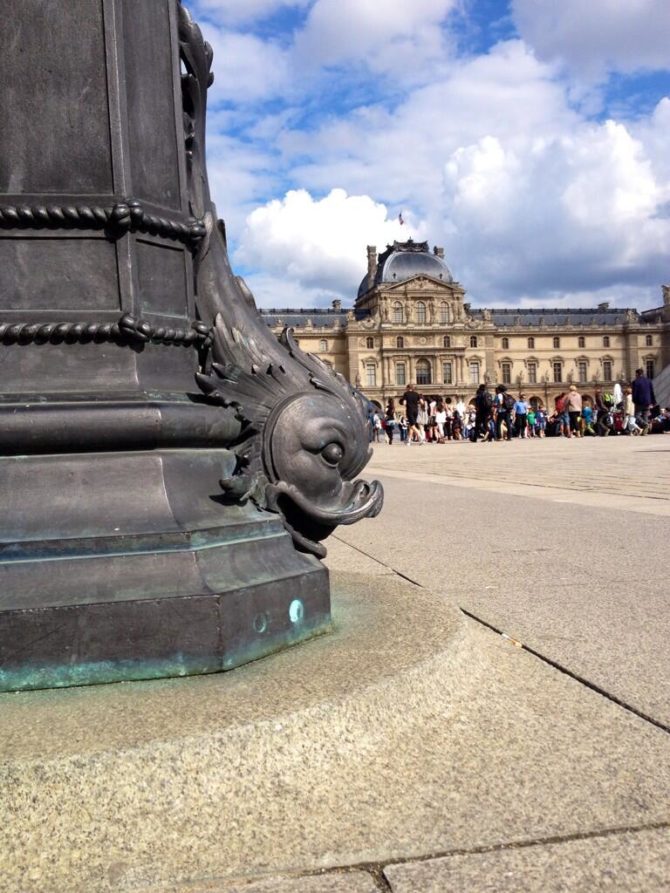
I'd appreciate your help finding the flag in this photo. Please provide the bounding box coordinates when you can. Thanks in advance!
[398,212,405,225]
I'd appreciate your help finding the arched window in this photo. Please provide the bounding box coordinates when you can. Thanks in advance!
[319,339,328,351]
[392,302,404,323]
[439,302,449,324]
[416,359,432,385]
[578,336,585,348]
[416,301,426,324]
[365,336,374,349]
[527,337,535,349]
[396,336,404,349]
[501,336,509,350]
[553,336,560,349]
[443,335,450,348]
[603,335,610,348]
[470,335,478,348]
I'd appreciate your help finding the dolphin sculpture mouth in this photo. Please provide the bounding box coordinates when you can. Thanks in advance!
[267,478,384,557]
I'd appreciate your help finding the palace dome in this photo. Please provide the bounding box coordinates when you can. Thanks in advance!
[357,239,453,299]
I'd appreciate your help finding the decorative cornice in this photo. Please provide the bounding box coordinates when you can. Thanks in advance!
[0,314,212,348]
[0,200,206,249]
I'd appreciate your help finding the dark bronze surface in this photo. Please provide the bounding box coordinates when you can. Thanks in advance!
[0,0,381,692]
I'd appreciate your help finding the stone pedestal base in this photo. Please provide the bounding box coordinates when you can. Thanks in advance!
[0,449,329,691]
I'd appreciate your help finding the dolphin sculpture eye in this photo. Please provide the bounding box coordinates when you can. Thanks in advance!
[321,442,344,466]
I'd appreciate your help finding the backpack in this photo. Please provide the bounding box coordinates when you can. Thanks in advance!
[503,392,515,412]
[476,391,492,412]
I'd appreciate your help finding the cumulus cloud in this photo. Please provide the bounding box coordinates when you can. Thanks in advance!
[512,0,670,78]
[235,188,427,304]
[441,116,670,302]
[197,24,291,103]
[189,0,670,311]
[294,0,458,72]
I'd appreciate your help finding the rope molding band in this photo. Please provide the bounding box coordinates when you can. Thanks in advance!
[0,313,212,348]
[0,199,206,248]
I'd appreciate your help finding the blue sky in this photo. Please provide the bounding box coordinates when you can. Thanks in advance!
[189,0,670,311]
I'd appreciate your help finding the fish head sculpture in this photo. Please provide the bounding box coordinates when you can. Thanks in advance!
[262,386,383,555]
[196,322,383,557]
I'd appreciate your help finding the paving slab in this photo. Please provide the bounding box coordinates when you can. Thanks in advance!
[383,826,670,892]
[333,436,670,726]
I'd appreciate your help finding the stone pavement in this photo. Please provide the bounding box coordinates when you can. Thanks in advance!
[158,435,670,893]
[3,435,669,893]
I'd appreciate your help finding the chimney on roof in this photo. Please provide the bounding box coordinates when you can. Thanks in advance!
[332,299,342,311]
[367,245,377,291]
[597,301,610,311]
[433,246,444,258]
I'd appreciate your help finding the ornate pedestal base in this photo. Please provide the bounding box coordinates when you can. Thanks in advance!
[0,449,330,692]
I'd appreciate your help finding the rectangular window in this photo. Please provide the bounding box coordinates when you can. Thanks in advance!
[578,361,588,383]
[366,363,376,388]
[602,360,612,381]
[396,362,406,386]
[646,359,655,379]
[501,362,511,385]
[527,362,537,384]
[469,362,480,385]
[553,361,562,383]
[442,362,452,384]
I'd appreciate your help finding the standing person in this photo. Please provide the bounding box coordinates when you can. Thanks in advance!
[555,391,570,438]
[399,384,422,445]
[494,385,513,441]
[455,396,466,425]
[514,394,528,438]
[443,398,454,441]
[385,398,397,444]
[582,402,595,435]
[474,384,493,442]
[434,400,447,442]
[594,387,610,436]
[536,406,547,437]
[631,368,656,428]
[623,387,643,435]
[526,404,537,437]
[613,380,624,411]
[371,410,382,442]
[416,397,429,443]
[564,385,583,438]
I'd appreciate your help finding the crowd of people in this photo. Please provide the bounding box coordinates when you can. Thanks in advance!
[370,369,670,444]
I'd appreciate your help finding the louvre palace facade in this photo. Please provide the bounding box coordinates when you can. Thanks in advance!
[261,239,670,408]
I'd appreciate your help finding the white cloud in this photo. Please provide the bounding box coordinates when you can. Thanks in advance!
[199,25,291,103]
[190,0,670,312]
[235,188,427,302]
[293,0,458,81]
[512,0,670,78]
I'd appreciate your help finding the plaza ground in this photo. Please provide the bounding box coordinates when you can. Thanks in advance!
[2,435,668,892]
